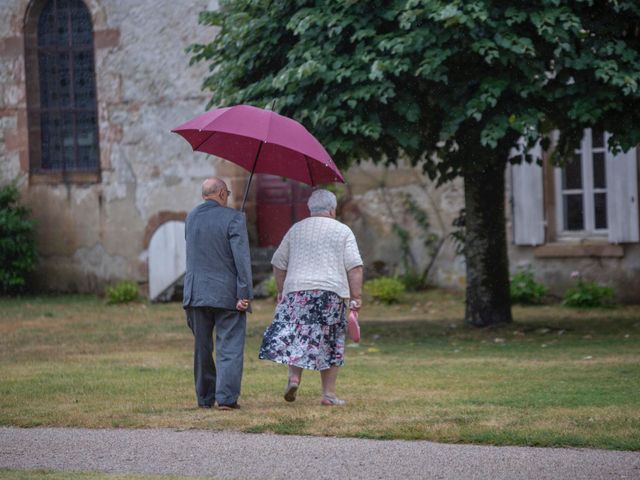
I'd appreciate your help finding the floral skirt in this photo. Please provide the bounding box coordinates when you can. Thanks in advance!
[258,289,346,371]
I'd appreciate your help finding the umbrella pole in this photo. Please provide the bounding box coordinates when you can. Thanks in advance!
[240,142,264,212]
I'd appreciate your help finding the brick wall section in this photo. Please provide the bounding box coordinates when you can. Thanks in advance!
[142,210,188,250]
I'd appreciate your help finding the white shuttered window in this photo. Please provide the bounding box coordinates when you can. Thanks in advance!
[554,129,608,238]
[511,129,639,245]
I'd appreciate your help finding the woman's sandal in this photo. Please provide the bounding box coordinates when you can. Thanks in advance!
[284,380,299,402]
[320,395,346,406]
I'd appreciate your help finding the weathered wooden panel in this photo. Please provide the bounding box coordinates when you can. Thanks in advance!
[606,147,639,243]
[511,146,545,245]
[148,221,186,301]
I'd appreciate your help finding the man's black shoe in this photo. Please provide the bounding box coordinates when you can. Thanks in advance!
[217,402,241,410]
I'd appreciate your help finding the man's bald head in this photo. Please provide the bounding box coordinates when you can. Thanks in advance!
[202,177,230,205]
[202,177,225,196]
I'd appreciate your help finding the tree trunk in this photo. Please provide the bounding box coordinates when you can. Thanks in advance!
[463,159,513,327]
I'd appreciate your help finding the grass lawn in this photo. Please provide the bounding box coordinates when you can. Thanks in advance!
[1,291,639,450]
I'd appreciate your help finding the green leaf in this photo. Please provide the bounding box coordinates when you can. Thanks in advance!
[189,0,640,179]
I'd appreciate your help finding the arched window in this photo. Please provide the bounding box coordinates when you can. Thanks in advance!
[25,0,100,181]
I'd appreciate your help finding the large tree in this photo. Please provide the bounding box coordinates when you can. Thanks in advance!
[190,0,640,326]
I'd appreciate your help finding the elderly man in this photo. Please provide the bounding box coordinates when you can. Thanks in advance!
[184,177,252,410]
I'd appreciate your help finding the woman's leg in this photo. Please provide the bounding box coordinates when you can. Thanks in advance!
[320,365,340,398]
[288,365,303,384]
[284,365,303,402]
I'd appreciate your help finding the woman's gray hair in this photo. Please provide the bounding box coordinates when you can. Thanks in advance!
[307,189,337,215]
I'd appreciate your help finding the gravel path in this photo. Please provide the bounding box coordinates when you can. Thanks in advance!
[1,427,639,480]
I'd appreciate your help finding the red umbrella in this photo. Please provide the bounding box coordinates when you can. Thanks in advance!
[171,104,344,210]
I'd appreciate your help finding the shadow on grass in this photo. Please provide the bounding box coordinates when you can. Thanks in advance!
[359,308,640,345]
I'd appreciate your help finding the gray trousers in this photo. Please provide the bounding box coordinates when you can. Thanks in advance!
[186,307,246,407]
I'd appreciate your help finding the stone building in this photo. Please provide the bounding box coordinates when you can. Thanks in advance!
[0,0,638,302]
[508,137,640,302]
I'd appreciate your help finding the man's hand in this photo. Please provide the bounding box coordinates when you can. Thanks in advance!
[236,299,250,311]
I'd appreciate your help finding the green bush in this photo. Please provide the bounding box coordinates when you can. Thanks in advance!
[364,276,406,304]
[264,276,278,299]
[106,280,139,304]
[562,278,615,308]
[0,184,38,294]
[399,269,427,292]
[510,270,548,305]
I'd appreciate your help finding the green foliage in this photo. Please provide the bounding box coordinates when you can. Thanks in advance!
[398,269,427,292]
[563,279,615,308]
[364,276,406,304]
[400,193,437,246]
[323,182,346,198]
[264,276,278,299]
[510,269,548,305]
[390,192,439,290]
[0,184,37,294]
[190,1,640,177]
[105,281,139,304]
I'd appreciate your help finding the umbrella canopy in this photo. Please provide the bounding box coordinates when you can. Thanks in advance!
[172,105,344,209]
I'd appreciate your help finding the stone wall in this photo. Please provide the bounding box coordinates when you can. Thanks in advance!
[341,161,466,289]
[0,0,221,294]
[508,243,640,303]
[505,172,640,303]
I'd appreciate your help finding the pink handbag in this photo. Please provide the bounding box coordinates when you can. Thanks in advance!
[348,310,360,343]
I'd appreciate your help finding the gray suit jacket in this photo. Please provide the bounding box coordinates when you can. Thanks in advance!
[183,199,253,310]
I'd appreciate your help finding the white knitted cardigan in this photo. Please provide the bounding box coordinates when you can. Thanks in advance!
[271,216,363,299]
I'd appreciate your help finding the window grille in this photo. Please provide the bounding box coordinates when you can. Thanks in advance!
[555,129,608,237]
[31,0,99,173]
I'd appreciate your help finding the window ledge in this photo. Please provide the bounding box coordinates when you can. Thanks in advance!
[30,171,101,185]
[534,242,624,258]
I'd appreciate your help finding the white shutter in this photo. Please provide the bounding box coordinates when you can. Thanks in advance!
[510,142,545,246]
[606,147,639,243]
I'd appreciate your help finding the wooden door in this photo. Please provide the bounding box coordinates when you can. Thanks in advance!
[256,174,312,247]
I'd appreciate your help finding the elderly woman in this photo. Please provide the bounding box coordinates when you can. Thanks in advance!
[259,189,363,406]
